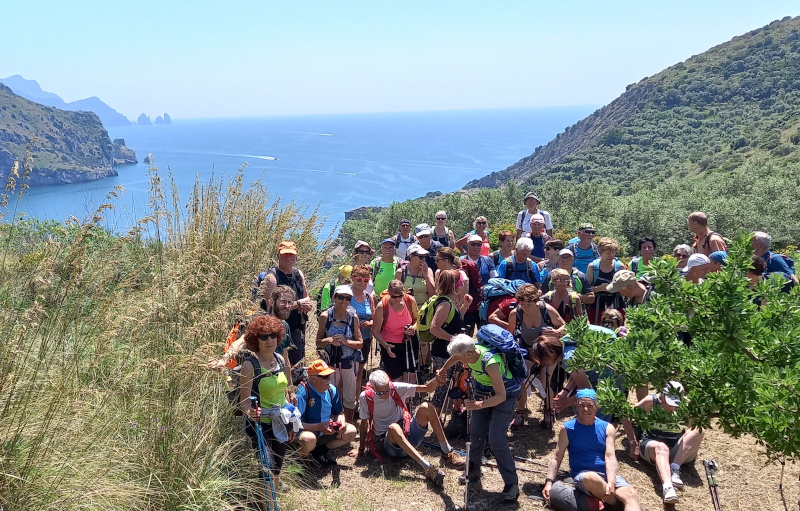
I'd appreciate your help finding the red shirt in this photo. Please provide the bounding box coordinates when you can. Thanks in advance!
[488,297,517,322]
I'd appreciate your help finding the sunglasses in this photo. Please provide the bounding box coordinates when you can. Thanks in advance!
[375,388,390,396]
[468,242,482,247]
[475,221,487,225]
[436,217,446,221]
[334,294,352,301]
[356,249,372,255]
[258,333,279,341]
[389,293,404,299]
[674,253,689,259]
[353,277,370,283]
[602,320,618,327]
[417,234,430,239]
[583,230,596,235]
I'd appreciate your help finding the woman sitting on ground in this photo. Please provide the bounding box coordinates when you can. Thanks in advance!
[431,210,456,248]
[351,265,377,388]
[316,285,364,424]
[372,279,419,384]
[239,315,294,510]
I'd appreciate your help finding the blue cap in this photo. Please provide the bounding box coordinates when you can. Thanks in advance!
[381,238,396,245]
[709,251,728,265]
[576,389,597,401]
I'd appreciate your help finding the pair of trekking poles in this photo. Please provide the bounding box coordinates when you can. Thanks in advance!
[249,396,280,511]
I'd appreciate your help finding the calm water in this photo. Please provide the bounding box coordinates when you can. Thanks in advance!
[8,107,594,236]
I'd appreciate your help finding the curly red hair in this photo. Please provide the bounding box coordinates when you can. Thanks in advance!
[244,314,286,352]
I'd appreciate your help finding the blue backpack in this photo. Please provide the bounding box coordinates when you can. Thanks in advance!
[478,278,526,321]
[476,324,528,394]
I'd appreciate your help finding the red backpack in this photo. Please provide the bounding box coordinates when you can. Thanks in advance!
[459,258,482,313]
[363,381,412,463]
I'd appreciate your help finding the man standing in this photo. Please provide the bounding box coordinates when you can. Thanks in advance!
[371,238,402,297]
[496,237,541,286]
[566,224,600,275]
[541,249,594,306]
[752,231,798,284]
[688,212,727,256]
[393,219,416,260]
[525,214,551,262]
[409,223,443,272]
[543,389,642,511]
[516,191,553,238]
[461,233,496,287]
[262,241,313,367]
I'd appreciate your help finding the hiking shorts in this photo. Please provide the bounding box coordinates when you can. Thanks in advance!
[382,414,427,458]
[574,471,631,496]
[640,434,693,465]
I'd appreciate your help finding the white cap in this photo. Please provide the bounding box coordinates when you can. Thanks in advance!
[415,223,431,236]
[681,253,711,274]
[407,244,430,257]
[467,234,483,243]
[333,285,353,297]
[662,381,684,407]
[558,248,574,257]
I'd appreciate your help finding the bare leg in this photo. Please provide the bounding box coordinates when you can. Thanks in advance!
[615,486,642,511]
[344,406,355,424]
[635,386,649,401]
[647,441,672,485]
[297,431,318,455]
[621,418,639,459]
[415,402,445,442]
[578,471,613,501]
[386,423,425,464]
[672,428,704,466]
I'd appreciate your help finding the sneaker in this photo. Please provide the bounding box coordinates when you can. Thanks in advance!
[663,485,678,503]
[441,450,466,470]
[671,467,684,489]
[311,447,338,467]
[500,482,520,502]
[424,466,445,487]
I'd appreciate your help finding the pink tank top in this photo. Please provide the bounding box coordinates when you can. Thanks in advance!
[383,302,412,344]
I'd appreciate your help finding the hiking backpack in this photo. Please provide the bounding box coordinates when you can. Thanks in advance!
[417,295,456,343]
[566,242,600,262]
[251,271,269,301]
[363,381,412,463]
[378,291,418,333]
[475,324,528,395]
[478,278,526,322]
[766,252,796,273]
[459,258,483,312]
[590,258,623,285]
[503,256,539,283]
[322,305,363,364]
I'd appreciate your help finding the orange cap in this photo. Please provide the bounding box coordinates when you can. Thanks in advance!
[278,240,298,255]
[307,359,335,376]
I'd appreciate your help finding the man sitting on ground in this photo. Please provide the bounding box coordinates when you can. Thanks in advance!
[351,369,465,486]
[296,359,358,466]
[629,382,703,504]
[544,389,642,511]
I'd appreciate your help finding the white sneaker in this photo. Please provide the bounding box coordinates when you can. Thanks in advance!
[671,467,684,489]
[663,485,678,503]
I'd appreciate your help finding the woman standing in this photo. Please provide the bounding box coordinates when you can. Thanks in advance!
[240,315,294,510]
[438,330,521,502]
[586,237,627,325]
[351,266,377,388]
[507,284,565,428]
[542,268,584,324]
[351,241,375,294]
[431,210,456,248]
[396,244,436,308]
[433,247,469,306]
[371,279,419,383]
[455,216,491,257]
[491,230,516,268]
[316,285,364,424]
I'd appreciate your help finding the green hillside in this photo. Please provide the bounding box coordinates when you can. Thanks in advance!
[343,16,800,254]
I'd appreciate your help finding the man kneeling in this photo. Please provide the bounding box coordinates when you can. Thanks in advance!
[351,369,465,486]
[544,389,642,511]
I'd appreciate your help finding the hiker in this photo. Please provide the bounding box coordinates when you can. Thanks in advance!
[239,315,294,507]
[629,382,703,504]
[682,254,711,284]
[490,229,516,268]
[585,237,626,325]
[753,230,798,285]
[393,218,416,260]
[496,237,541,286]
[543,389,642,511]
[431,210,456,248]
[542,248,594,306]
[317,264,353,312]
[606,270,656,306]
[566,224,599,275]
[455,216,491,256]
[396,244,435,307]
[316,285,364,424]
[542,268,584,324]
[688,211,728,256]
[350,369,465,486]
[462,233,497,287]
[601,309,628,337]
[458,239,490,335]
[539,238,565,281]
[439,329,524,502]
[672,244,694,269]
[433,247,470,306]
[516,191,553,238]
[708,250,728,273]
[525,214,550,262]
[630,236,656,278]
[351,265,377,389]
[371,238,402,297]
[508,283,565,428]
[372,280,419,383]
[261,240,313,367]
[429,270,472,413]
[410,223,443,272]
[351,241,375,294]
[296,359,358,466]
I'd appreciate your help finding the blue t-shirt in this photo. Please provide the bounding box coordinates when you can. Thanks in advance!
[570,242,599,275]
[763,251,794,276]
[461,255,496,287]
[528,234,547,260]
[296,382,343,424]
[565,417,610,478]
[497,257,541,284]
[350,295,372,339]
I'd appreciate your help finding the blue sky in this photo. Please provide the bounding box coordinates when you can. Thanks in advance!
[3,1,798,118]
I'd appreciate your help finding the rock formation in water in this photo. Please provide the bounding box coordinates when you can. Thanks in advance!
[137,113,151,125]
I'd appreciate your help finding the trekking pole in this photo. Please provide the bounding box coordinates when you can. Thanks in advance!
[703,459,721,511]
[250,397,279,511]
[463,441,471,511]
[439,378,454,425]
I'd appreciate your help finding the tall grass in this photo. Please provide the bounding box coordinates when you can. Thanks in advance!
[0,163,333,510]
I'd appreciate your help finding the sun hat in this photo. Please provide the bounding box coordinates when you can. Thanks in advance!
[524,191,540,202]
[579,223,595,232]
[467,234,483,243]
[681,253,711,274]
[415,223,432,236]
[606,270,637,293]
[353,240,372,252]
[337,265,353,279]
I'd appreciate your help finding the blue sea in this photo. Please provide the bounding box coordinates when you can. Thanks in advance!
[8,107,595,236]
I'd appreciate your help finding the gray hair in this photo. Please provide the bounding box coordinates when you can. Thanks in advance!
[473,216,488,229]
[368,369,390,388]
[435,210,447,220]
[673,244,694,256]
[516,237,534,251]
[753,231,771,249]
[447,334,476,357]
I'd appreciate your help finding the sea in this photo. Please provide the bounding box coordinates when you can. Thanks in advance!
[7,106,595,237]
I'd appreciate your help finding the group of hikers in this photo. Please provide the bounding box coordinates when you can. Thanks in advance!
[209,191,797,510]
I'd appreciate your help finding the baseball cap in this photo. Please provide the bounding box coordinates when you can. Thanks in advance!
[307,359,335,376]
[337,265,353,279]
[709,251,728,265]
[333,284,353,297]
[662,381,684,407]
[467,234,483,243]
[576,389,597,401]
[558,248,575,257]
[353,240,372,252]
[579,223,595,232]
[381,238,396,246]
[524,191,540,202]
[399,218,411,226]
[681,253,711,274]
[606,270,637,293]
[415,223,432,236]
[407,244,430,257]
[530,214,545,224]
[277,240,297,255]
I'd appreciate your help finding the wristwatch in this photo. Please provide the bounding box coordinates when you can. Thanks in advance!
[545,477,555,484]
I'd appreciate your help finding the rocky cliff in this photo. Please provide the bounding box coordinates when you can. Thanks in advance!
[0,83,137,186]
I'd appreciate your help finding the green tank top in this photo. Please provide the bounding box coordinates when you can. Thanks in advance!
[403,268,429,306]
[253,356,288,423]
[372,258,398,296]
[468,344,511,388]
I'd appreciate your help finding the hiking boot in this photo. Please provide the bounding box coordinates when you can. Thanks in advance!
[662,485,678,503]
[457,462,482,485]
[671,467,684,489]
[424,466,445,487]
[500,482,520,502]
[311,446,338,467]
[440,450,466,470]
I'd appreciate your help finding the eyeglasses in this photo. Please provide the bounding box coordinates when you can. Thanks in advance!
[389,293,404,299]
[334,294,352,301]
[353,277,370,283]
[258,333,279,341]
[436,217,446,221]
[356,250,371,255]
[475,221,487,225]
[553,278,571,283]
[674,253,689,259]
[602,320,616,327]
[375,388,390,396]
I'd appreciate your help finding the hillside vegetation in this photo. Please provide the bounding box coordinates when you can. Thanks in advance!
[344,16,800,254]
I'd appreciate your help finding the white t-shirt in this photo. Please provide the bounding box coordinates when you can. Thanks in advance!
[358,382,417,436]
[516,209,553,234]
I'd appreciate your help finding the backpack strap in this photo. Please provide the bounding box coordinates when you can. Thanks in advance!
[363,384,386,463]
[592,259,600,285]
[525,260,536,284]
[247,356,265,406]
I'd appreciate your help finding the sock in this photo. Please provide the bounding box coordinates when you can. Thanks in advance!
[418,458,432,470]
[670,462,680,472]
[440,441,452,454]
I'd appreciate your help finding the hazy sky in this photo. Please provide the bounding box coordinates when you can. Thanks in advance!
[3,1,798,119]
